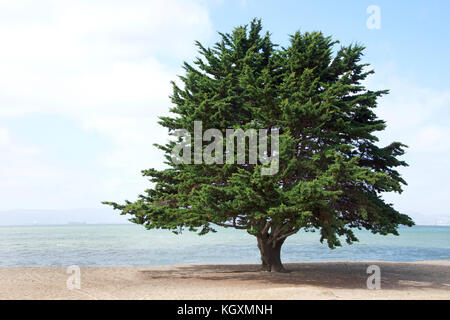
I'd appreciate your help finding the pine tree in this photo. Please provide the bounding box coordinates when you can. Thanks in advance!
[104,19,413,272]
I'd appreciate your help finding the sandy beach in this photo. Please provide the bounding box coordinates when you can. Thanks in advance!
[0,261,449,300]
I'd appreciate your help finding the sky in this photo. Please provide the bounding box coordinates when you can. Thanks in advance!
[0,0,449,225]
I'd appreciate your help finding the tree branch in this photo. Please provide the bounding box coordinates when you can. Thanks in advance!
[214,222,247,230]
[261,220,271,236]
[275,229,299,242]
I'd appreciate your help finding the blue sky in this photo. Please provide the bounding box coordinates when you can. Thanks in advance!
[0,0,449,225]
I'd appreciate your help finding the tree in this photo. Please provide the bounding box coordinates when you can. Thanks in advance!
[104,19,414,272]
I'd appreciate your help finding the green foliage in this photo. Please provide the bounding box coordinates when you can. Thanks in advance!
[104,19,413,250]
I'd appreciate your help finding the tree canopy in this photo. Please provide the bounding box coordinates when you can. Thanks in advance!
[104,19,413,272]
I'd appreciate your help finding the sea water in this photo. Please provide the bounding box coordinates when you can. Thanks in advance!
[0,224,448,267]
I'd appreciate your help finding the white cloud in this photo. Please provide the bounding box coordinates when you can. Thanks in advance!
[0,127,40,159]
[0,126,106,209]
[413,126,450,152]
[0,0,212,117]
[0,0,213,210]
[365,63,450,222]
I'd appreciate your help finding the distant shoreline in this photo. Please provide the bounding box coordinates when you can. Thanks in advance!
[1,223,449,227]
[0,223,133,227]
[1,261,449,300]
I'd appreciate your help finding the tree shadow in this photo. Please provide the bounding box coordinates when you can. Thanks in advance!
[139,261,450,291]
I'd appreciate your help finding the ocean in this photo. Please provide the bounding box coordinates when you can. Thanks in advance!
[0,224,449,267]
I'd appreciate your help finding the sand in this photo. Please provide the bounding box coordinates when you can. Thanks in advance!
[0,261,449,300]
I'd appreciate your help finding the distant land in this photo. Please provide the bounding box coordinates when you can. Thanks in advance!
[406,211,450,226]
[0,208,448,226]
[0,208,131,226]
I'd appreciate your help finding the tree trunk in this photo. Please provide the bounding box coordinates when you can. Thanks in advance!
[257,235,287,273]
